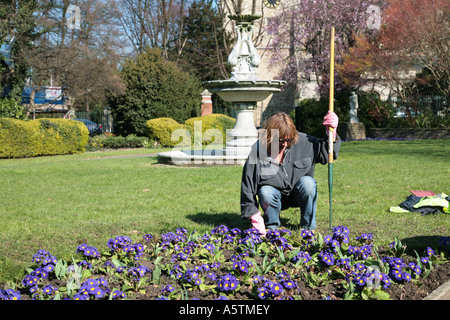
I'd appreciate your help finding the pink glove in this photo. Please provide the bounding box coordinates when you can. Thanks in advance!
[323,111,338,139]
[251,212,266,237]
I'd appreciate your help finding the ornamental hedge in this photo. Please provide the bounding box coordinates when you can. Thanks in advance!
[0,118,89,158]
[185,114,236,146]
[146,117,190,148]
[147,114,236,147]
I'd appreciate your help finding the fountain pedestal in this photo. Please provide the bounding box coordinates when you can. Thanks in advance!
[223,105,257,157]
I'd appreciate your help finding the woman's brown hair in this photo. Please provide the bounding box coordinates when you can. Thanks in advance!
[259,112,299,154]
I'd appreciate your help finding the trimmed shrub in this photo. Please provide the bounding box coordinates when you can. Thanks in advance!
[184,114,236,146]
[0,118,89,158]
[146,117,190,147]
[146,114,236,147]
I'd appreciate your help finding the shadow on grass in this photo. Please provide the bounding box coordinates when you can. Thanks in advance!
[401,235,446,255]
[187,212,249,231]
[187,211,303,233]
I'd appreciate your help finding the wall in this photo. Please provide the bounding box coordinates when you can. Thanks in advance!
[369,128,450,140]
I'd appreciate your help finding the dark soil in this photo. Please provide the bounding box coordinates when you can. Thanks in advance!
[128,261,450,301]
[4,260,450,301]
[386,261,450,300]
[124,251,450,301]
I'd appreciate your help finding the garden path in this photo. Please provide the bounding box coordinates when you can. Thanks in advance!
[424,278,450,300]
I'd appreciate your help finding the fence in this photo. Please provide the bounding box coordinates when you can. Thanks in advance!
[74,109,113,133]
[386,95,448,118]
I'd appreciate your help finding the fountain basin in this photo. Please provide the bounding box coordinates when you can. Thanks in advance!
[157,148,248,166]
[203,80,285,102]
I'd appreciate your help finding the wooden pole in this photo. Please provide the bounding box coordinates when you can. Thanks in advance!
[329,26,335,142]
[328,27,335,230]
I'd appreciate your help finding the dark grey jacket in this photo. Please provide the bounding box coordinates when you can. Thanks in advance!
[240,132,341,219]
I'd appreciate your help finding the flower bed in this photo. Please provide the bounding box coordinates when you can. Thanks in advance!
[1,225,449,301]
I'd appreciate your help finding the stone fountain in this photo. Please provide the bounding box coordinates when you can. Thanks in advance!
[157,14,285,166]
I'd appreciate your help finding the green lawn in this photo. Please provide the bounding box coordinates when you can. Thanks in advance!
[0,139,449,283]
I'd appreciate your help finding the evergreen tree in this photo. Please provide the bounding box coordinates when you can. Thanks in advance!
[110,47,202,136]
[0,0,43,101]
[173,0,231,81]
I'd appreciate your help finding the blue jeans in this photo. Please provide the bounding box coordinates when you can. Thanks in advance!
[257,176,317,230]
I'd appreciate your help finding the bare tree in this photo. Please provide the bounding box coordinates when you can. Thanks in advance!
[117,0,191,58]
[26,0,125,112]
[377,0,450,101]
